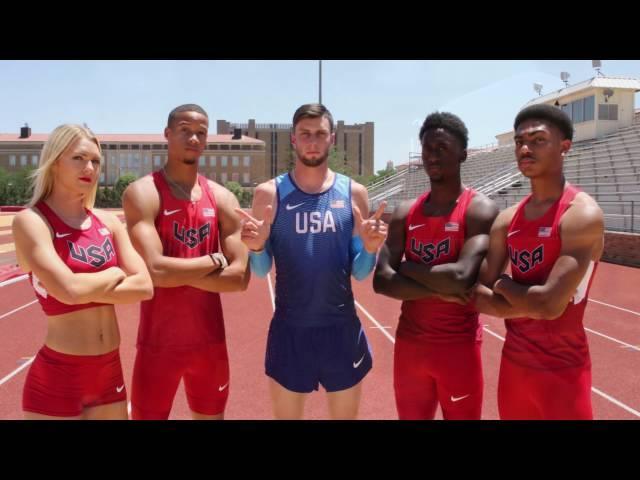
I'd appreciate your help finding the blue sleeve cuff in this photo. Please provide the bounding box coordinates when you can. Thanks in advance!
[351,236,376,281]
[249,241,272,277]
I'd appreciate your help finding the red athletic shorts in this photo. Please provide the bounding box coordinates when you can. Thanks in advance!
[498,355,592,420]
[23,345,126,417]
[131,343,230,419]
[394,336,483,420]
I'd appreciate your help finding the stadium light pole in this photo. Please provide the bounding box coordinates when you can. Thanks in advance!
[319,60,322,104]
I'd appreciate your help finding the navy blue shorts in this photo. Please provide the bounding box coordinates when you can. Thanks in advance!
[265,318,373,393]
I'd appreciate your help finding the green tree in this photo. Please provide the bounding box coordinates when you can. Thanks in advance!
[0,167,35,206]
[113,174,138,206]
[224,181,253,208]
[0,167,9,205]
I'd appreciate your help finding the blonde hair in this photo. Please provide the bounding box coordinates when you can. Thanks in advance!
[28,124,102,209]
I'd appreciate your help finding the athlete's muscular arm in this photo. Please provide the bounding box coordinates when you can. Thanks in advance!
[90,210,154,303]
[12,209,127,305]
[493,198,604,320]
[473,206,525,318]
[189,182,249,293]
[399,194,499,296]
[373,201,445,301]
[122,177,219,288]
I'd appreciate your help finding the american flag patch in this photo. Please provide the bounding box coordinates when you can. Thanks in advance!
[203,208,216,217]
[444,222,459,232]
[99,228,110,236]
[330,200,345,209]
[538,227,552,237]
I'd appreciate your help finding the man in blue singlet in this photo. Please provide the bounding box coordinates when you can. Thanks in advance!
[236,103,388,419]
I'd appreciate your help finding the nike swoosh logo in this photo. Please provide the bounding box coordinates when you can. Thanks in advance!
[164,209,181,216]
[507,230,520,237]
[218,383,229,392]
[451,394,470,402]
[353,354,366,369]
[408,224,425,231]
[55,232,71,238]
[116,385,125,393]
[285,202,305,210]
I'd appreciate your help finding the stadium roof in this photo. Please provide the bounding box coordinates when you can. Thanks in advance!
[525,76,640,107]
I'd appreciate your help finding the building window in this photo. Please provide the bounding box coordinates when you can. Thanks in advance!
[9,155,16,166]
[584,95,595,122]
[131,144,140,150]
[572,99,584,123]
[243,156,250,167]
[562,95,595,124]
[100,173,105,183]
[154,155,161,167]
[199,156,206,166]
[144,154,150,166]
[243,172,250,184]
[152,144,163,150]
[220,144,230,150]
[20,155,27,166]
[232,156,239,167]
[598,104,618,121]
[32,155,39,166]
[210,156,217,167]
[142,144,151,150]
[220,172,228,184]
[120,144,129,150]
[221,156,228,167]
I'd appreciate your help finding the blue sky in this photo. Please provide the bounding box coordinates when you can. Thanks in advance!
[1,60,639,172]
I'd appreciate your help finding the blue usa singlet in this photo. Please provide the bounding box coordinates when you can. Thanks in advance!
[269,172,357,327]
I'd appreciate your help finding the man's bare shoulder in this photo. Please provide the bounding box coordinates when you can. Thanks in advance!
[562,191,604,231]
[493,204,518,230]
[123,174,159,217]
[255,179,277,195]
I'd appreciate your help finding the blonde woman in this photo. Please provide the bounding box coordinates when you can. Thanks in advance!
[11,124,153,420]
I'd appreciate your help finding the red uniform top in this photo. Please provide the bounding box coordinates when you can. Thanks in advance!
[399,187,481,344]
[30,201,119,316]
[503,184,597,370]
[137,171,225,350]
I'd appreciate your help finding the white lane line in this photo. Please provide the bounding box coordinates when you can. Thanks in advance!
[0,357,34,386]
[0,300,38,321]
[585,327,640,352]
[483,325,640,418]
[591,387,640,418]
[589,298,640,317]
[266,273,275,311]
[483,326,506,342]
[0,274,28,288]
[354,301,396,344]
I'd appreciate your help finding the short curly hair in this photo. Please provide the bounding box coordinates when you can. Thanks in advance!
[514,104,573,141]
[419,112,468,149]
